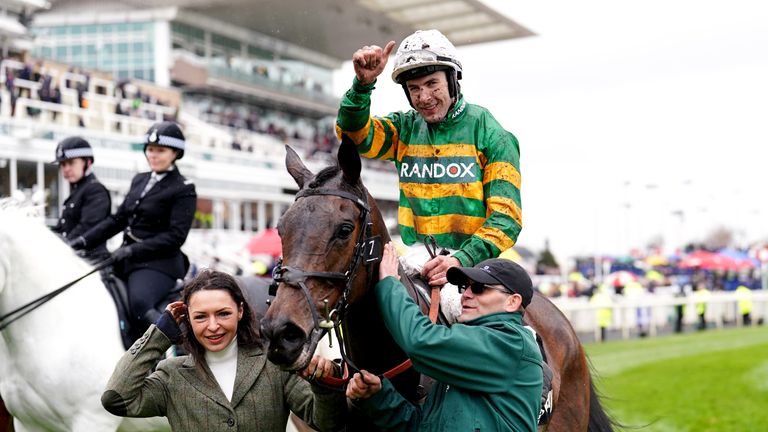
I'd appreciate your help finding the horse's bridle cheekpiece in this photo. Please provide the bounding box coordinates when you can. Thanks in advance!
[270,186,381,378]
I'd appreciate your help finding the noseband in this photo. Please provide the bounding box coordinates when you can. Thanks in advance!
[270,186,381,367]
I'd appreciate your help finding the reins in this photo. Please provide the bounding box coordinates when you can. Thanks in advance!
[0,257,113,331]
[273,186,441,389]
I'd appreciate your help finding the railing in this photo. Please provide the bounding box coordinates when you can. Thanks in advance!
[553,290,768,341]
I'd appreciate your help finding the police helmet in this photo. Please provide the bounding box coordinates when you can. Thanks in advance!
[143,121,186,160]
[54,136,94,164]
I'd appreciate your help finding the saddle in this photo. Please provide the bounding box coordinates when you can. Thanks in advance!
[526,327,554,426]
[99,267,183,350]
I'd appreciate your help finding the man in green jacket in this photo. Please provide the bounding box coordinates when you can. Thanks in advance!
[337,29,522,286]
[346,243,542,431]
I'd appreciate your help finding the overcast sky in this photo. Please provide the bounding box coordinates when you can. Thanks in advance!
[333,0,768,260]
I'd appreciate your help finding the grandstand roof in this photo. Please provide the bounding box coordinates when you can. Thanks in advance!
[55,0,533,62]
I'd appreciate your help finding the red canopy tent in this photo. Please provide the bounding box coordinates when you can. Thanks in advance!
[246,228,282,257]
[678,250,749,271]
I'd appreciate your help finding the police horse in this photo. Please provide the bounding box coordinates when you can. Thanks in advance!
[261,140,617,431]
[0,202,168,431]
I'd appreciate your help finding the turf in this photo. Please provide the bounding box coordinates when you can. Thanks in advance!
[584,326,768,432]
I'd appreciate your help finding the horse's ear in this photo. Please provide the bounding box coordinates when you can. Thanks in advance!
[338,135,361,185]
[285,145,313,188]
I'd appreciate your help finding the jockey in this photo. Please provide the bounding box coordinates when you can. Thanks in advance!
[336,29,522,286]
[52,136,111,262]
[71,121,197,347]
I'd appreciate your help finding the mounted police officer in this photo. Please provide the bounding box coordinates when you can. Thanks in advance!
[71,121,197,345]
[52,137,111,262]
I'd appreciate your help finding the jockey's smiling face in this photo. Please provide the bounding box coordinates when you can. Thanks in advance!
[145,145,176,172]
[406,71,452,124]
[188,289,244,352]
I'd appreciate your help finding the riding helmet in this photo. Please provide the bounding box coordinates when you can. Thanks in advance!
[53,136,94,164]
[143,121,186,160]
[391,29,462,103]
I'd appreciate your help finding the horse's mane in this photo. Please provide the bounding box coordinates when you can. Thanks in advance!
[0,198,44,218]
[307,165,364,196]
[0,198,90,274]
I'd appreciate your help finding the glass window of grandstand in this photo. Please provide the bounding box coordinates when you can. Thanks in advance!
[16,161,38,201]
[0,159,10,197]
[44,163,60,220]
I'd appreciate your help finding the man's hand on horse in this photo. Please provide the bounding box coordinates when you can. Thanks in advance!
[422,255,461,287]
[299,355,337,381]
[346,370,382,401]
[352,40,396,86]
[378,242,401,281]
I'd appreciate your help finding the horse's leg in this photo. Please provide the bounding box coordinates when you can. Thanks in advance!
[0,398,13,432]
[0,397,12,432]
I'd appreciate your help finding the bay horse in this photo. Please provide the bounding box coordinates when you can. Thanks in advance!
[261,139,616,431]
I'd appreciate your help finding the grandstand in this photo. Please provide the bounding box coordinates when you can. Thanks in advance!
[0,0,533,268]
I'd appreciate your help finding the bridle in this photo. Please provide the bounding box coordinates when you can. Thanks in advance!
[270,186,383,385]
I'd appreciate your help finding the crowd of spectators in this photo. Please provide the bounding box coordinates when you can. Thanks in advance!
[183,93,392,170]
[1,56,395,171]
[1,57,177,127]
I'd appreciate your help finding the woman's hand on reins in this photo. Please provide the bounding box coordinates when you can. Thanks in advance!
[346,370,382,401]
[299,355,337,381]
[379,242,400,281]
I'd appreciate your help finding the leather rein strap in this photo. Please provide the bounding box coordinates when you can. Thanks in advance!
[275,186,440,389]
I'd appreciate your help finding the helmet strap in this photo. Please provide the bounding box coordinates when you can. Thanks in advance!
[401,84,415,109]
[83,158,93,177]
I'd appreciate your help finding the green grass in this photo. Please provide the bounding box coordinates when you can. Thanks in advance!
[584,327,768,432]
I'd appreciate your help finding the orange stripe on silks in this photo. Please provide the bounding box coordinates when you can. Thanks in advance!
[398,207,415,228]
[486,196,523,226]
[404,143,479,158]
[475,226,516,251]
[400,182,484,201]
[340,118,372,146]
[410,214,485,236]
[476,151,488,167]
[364,119,389,159]
[483,161,521,189]
[380,118,398,160]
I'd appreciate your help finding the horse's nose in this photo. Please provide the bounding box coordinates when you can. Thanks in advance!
[260,317,307,368]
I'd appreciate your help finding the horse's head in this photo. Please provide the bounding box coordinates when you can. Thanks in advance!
[260,138,388,370]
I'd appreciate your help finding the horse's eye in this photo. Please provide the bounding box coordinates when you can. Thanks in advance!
[337,223,355,239]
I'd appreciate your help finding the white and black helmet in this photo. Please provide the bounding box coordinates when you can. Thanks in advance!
[54,136,94,164]
[391,29,463,103]
[144,121,186,160]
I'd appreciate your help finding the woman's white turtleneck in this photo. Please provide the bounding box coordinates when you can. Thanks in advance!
[205,337,238,402]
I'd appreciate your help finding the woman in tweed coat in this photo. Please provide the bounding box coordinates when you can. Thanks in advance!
[101,269,346,431]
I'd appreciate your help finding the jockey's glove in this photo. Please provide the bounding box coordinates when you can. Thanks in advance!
[155,310,183,344]
[111,245,133,262]
[67,236,86,250]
